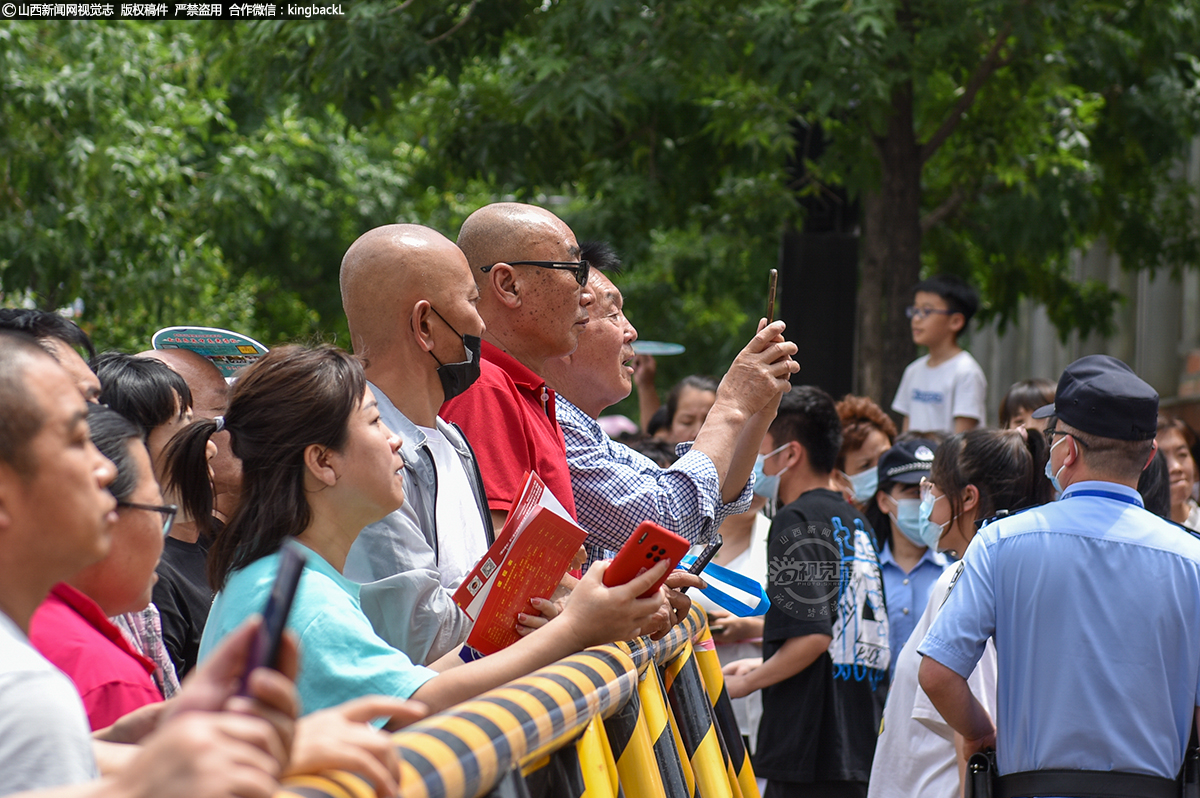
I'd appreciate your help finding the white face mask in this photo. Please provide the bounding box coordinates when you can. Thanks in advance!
[753,443,791,503]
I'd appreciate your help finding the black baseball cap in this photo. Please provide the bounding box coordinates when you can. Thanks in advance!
[877,439,938,485]
[1031,354,1158,441]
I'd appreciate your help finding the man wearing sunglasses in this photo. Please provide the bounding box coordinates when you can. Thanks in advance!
[442,202,595,529]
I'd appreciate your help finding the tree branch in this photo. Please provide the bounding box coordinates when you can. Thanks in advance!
[920,186,968,232]
[426,0,478,44]
[920,20,1016,164]
[384,0,415,16]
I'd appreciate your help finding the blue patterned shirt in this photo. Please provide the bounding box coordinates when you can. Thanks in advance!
[556,396,753,564]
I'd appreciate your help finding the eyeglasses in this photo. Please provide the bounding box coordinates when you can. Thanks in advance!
[117,501,178,537]
[906,306,956,321]
[1045,426,1089,449]
[480,260,591,287]
[919,477,943,504]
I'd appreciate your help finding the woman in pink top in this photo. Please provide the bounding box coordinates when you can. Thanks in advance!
[30,405,170,729]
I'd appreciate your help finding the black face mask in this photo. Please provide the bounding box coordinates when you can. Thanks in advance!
[428,306,482,401]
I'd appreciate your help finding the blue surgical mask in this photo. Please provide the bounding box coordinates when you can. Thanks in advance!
[753,443,791,503]
[1044,435,1067,497]
[845,468,879,504]
[918,492,948,551]
[890,497,926,547]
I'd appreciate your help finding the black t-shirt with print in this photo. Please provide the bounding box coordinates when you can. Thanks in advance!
[755,488,889,786]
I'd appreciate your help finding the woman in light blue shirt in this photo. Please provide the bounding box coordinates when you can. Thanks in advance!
[171,344,667,720]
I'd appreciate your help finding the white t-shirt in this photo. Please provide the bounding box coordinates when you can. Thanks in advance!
[867,561,998,798]
[419,425,489,590]
[891,350,987,433]
[0,610,98,794]
[691,512,771,752]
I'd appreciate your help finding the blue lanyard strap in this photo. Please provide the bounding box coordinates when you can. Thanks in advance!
[678,555,771,617]
[1066,489,1143,508]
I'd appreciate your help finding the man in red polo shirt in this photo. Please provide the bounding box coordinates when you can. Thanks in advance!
[442,202,594,528]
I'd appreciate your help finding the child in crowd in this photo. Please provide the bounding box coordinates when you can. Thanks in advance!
[998,378,1056,431]
[891,275,987,435]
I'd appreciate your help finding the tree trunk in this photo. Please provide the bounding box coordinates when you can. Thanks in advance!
[856,79,923,415]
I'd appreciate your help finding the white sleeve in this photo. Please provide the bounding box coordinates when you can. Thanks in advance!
[950,357,987,422]
[0,670,98,791]
[892,362,916,416]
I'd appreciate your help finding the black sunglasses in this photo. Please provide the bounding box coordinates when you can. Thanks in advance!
[480,260,591,287]
[117,501,178,537]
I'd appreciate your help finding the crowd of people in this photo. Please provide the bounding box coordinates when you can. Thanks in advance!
[1,201,1199,798]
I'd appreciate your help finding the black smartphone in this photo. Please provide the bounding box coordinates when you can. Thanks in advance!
[240,544,306,692]
[766,268,778,323]
[681,534,722,594]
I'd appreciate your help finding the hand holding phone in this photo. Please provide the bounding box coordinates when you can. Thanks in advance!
[681,534,722,594]
[603,521,691,599]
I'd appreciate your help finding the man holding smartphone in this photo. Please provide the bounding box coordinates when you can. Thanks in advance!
[542,243,799,565]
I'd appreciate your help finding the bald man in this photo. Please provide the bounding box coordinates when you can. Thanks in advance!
[441,202,593,528]
[339,224,493,665]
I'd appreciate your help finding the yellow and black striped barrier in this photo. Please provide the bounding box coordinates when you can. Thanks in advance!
[276,608,760,798]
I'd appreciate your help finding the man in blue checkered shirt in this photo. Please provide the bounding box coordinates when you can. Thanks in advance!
[543,243,799,565]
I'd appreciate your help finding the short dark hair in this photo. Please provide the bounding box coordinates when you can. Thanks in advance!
[769,385,842,475]
[665,375,718,428]
[161,345,367,589]
[0,309,96,360]
[1053,418,1156,483]
[913,274,979,325]
[999,378,1056,429]
[93,352,193,440]
[87,404,143,503]
[0,331,52,476]
[580,241,622,274]
[931,428,1053,522]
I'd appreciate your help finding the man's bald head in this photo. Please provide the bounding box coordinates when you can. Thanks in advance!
[457,203,580,275]
[340,224,474,358]
[136,348,228,417]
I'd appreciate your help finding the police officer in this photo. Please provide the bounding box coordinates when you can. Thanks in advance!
[917,355,1200,797]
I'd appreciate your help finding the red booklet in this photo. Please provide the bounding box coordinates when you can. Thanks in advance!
[452,471,587,655]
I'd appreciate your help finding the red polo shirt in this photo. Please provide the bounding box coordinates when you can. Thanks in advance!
[442,341,578,520]
[30,583,162,730]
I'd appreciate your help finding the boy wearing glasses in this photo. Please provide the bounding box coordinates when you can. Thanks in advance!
[890,274,986,435]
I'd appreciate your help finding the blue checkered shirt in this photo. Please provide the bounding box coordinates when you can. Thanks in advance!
[556,396,753,565]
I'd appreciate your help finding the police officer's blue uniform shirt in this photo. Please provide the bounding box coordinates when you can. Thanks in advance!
[919,481,1200,778]
[879,541,947,680]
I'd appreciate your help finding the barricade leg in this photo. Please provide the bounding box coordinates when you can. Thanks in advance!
[639,664,697,798]
[602,680,670,798]
[692,625,760,798]
[662,641,734,798]
[577,716,621,798]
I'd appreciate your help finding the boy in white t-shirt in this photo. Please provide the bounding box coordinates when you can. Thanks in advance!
[891,275,986,434]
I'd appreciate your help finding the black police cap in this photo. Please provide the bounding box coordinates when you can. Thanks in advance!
[1031,355,1157,441]
[877,438,938,485]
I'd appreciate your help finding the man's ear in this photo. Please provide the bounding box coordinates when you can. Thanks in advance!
[784,440,805,472]
[410,300,435,353]
[487,264,521,310]
[0,465,17,536]
[1143,439,1159,472]
[303,443,338,489]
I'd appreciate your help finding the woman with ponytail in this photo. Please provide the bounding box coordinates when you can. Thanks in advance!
[868,428,1053,798]
[173,344,667,721]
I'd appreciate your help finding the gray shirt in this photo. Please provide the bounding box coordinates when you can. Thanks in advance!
[345,383,493,665]
[0,610,97,794]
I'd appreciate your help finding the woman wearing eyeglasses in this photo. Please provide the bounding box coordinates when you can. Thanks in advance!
[29,406,171,730]
[867,428,1053,798]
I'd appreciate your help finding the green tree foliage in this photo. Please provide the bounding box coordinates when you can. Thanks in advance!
[237,0,1200,405]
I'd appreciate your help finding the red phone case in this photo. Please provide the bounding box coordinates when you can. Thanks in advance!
[603,521,691,599]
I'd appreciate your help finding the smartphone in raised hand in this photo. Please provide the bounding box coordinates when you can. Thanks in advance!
[766,268,779,323]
